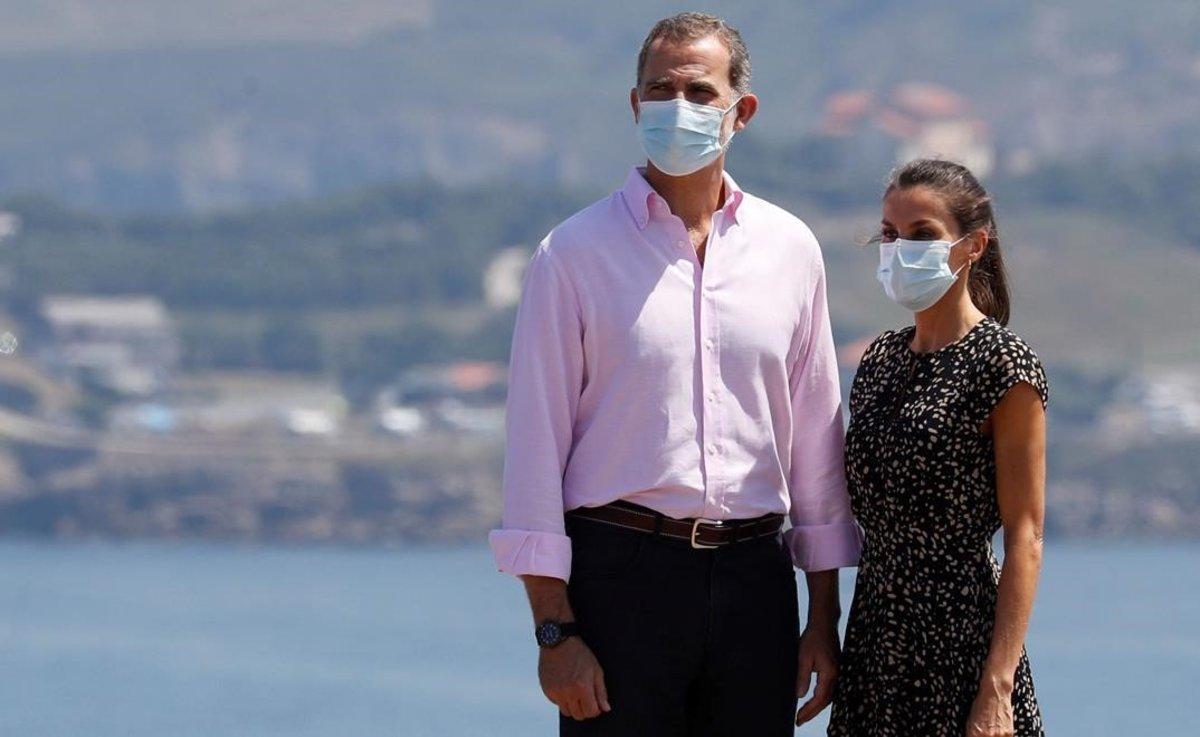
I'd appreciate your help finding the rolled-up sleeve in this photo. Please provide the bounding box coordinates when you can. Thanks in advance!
[487,242,583,582]
[782,251,864,571]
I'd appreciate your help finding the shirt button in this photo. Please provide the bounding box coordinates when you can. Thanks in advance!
[707,391,717,403]
[705,338,715,350]
[707,444,719,455]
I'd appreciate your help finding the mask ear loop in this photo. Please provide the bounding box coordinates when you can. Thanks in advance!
[719,96,744,150]
[949,233,974,278]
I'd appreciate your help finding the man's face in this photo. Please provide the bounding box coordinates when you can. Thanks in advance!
[630,34,756,140]
[636,34,736,109]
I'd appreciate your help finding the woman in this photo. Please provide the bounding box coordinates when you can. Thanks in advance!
[828,159,1048,737]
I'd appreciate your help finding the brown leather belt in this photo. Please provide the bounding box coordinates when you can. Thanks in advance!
[567,500,784,549]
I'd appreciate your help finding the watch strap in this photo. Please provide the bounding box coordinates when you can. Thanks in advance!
[535,620,579,647]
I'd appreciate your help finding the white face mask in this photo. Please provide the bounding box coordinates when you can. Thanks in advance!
[876,235,970,312]
[635,97,741,177]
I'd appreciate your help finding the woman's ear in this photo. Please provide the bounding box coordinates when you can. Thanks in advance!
[968,228,989,263]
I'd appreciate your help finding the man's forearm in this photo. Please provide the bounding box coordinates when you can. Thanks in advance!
[521,574,575,623]
[803,569,841,631]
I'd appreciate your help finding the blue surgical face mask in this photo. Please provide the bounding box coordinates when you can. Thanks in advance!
[876,235,970,312]
[635,97,741,177]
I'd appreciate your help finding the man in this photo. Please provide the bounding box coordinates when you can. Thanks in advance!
[489,12,862,736]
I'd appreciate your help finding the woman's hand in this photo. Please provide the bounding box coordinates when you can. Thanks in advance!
[965,677,1015,737]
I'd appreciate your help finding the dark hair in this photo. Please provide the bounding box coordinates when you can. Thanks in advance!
[636,13,751,95]
[885,158,1011,325]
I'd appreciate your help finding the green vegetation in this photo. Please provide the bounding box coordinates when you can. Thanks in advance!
[4,152,1198,396]
[5,183,589,310]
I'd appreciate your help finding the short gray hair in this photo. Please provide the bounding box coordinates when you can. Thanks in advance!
[636,12,752,95]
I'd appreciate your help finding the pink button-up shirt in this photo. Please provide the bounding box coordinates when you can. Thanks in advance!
[489,167,862,582]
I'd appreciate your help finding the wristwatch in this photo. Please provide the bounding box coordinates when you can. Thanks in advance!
[534,620,579,648]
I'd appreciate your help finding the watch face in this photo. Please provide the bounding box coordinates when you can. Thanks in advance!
[535,621,562,647]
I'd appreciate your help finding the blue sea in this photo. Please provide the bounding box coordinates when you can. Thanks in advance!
[0,540,1195,736]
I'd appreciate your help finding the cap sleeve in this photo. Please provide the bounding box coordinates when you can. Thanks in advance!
[972,331,1049,424]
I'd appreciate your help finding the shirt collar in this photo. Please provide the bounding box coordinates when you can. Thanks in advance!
[621,166,746,230]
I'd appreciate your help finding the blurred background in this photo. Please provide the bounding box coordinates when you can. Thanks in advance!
[0,1,1195,735]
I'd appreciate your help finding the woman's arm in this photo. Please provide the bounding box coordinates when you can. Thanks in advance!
[968,381,1046,737]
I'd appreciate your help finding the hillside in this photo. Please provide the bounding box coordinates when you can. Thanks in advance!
[808,207,1200,369]
[0,0,1195,211]
[3,173,1196,373]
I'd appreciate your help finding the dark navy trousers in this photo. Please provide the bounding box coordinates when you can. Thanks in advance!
[561,514,800,737]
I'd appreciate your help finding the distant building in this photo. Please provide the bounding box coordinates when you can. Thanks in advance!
[897,119,994,179]
[433,400,505,436]
[483,246,530,309]
[816,82,995,177]
[113,372,348,435]
[0,211,21,242]
[389,361,507,407]
[1099,370,1200,443]
[283,407,339,436]
[377,405,424,436]
[38,294,181,396]
[819,90,875,137]
[1128,371,1200,435]
[375,360,508,438]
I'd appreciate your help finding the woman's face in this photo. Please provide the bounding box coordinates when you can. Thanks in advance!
[881,185,978,274]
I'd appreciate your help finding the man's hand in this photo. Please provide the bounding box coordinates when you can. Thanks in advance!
[794,624,839,726]
[539,637,611,721]
[796,568,841,726]
[520,575,610,721]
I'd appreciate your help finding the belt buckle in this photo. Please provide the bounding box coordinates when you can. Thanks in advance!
[690,518,723,549]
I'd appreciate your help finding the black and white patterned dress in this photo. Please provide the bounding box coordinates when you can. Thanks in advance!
[828,317,1048,737]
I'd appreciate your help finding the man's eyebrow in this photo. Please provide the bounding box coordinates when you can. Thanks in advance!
[686,79,719,91]
[642,75,673,87]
